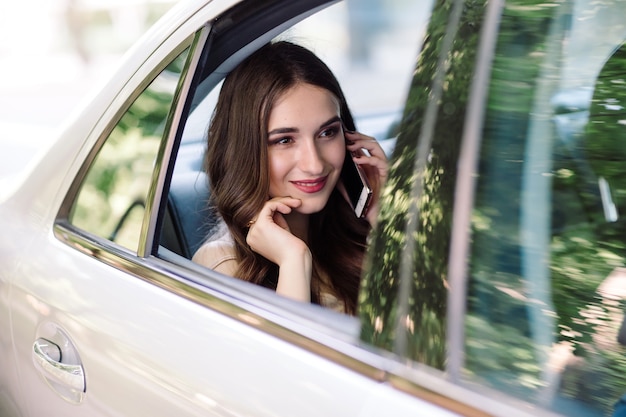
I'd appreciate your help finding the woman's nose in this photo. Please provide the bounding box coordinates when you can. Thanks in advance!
[299,141,324,174]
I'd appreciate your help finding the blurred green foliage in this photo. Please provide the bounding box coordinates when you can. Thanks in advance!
[362,0,626,414]
[70,49,188,251]
[360,0,485,368]
[469,0,626,414]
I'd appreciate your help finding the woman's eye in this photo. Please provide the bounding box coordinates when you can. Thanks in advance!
[269,136,293,146]
[319,127,339,139]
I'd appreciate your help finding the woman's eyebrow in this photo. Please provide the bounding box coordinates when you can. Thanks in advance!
[268,126,298,136]
[267,116,342,136]
[320,116,342,129]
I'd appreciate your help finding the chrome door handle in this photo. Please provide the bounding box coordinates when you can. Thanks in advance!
[32,338,86,393]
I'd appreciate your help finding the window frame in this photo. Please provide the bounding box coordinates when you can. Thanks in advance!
[445,0,504,382]
[54,32,198,256]
[141,27,211,257]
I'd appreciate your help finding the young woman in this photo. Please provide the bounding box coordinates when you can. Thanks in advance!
[193,41,388,314]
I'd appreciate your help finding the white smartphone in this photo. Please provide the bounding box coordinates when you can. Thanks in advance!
[341,150,373,218]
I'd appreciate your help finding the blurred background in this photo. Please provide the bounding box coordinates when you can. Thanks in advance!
[0,0,426,155]
[0,0,176,130]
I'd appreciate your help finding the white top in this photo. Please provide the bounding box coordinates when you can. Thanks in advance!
[192,227,346,313]
[192,231,238,276]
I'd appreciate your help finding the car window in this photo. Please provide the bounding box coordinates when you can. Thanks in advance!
[466,1,626,415]
[359,0,479,364]
[69,49,189,252]
[360,0,626,416]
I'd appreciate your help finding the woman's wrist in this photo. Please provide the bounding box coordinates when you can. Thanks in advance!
[276,247,312,302]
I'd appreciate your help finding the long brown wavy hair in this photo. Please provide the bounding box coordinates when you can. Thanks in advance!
[205,41,370,314]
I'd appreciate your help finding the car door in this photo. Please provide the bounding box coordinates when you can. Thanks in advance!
[6,23,211,417]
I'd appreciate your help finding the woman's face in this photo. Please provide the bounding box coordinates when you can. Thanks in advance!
[266,83,346,214]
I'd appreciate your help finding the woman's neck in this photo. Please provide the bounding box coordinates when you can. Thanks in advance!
[285,211,309,243]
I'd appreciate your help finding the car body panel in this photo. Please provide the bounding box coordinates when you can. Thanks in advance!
[7,235,401,416]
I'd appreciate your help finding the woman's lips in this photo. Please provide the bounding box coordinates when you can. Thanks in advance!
[290,176,328,193]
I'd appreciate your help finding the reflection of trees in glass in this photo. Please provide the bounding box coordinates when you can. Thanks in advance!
[70,50,188,251]
[468,1,626,414]
[552,42,626,411]
[359,0,484,368]
[586,44,626,217]
[466,0,558,400]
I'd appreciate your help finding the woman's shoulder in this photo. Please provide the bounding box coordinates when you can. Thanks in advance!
[192,230,238,276]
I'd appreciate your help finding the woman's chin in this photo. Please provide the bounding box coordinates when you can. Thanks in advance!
[294,200,328,215]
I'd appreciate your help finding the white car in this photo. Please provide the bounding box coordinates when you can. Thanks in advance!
[3,0,626,416]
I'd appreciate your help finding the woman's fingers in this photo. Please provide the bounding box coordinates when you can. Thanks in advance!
[345,131,387,159]
[249,197,301,228]
[245,197,311,301]
[345,131,389,226]
[345,131,389,184]
[353,152,389,174]
[246,197,305,264]
[268,197,301,229]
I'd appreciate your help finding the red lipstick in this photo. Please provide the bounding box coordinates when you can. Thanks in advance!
[290,176,328,193]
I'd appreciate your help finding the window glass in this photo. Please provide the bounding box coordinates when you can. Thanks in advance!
[69,49,189,252]
[466,0,626,415]
[359,0,481,365]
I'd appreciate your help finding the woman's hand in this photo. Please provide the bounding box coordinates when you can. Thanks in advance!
[345,131,389,226]
[245,197,312,301]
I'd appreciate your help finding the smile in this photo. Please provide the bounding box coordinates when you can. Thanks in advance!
[290,176,328,193]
